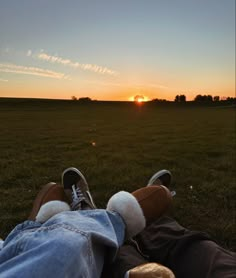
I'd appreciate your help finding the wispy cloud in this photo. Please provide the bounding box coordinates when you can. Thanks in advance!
[37,52,118,76]
[0,63,70,80]
[0,78,8,82]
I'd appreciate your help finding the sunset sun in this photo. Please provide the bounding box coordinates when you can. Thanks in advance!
[133,95,149,104]
[137,97,144,103]
[134,95,144,102]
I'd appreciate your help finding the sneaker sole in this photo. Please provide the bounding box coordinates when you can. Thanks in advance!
[147,169,172,187]
[62,167,88,188]
[62,167,97,209]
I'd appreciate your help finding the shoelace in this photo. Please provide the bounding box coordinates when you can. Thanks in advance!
[71,184,86,210]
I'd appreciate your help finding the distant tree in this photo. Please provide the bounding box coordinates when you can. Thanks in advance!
[194,94,213,101]
[213,96,220,101]
[78,97,92,102]
[194,94,202,101]
[174,95,180,102]
[179,94,186,102]
[71,96,77,101]
[226,97,236,103]
[207,95,213,101]
[175,94,186,102]
[151,98,167,102]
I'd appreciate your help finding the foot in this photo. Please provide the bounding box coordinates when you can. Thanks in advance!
[62,167,96,210]
[28,182,69,220]
[107,184,174,237]
[131,185,173,225]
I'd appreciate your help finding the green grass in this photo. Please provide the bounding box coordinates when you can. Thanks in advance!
[0,98,235,251]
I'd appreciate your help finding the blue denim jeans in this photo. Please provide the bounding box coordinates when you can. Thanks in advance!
[0,209,125,278]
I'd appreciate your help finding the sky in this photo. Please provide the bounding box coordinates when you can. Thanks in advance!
[0,0,235,101]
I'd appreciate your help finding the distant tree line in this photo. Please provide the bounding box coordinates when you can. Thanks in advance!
[225,97,236,102]
[71,95,235,103]
[172,94,235,103]
[71,96,93,102]
[151,98,168,102]
[193,95,236,102]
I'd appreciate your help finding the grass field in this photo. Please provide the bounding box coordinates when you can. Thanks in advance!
[0,98,235,250]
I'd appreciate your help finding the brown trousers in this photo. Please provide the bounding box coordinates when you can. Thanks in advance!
[103,217,236,278]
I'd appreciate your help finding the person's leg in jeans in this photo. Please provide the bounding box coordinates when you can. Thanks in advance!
[0,210,125,278]
[0,175,127,278]
[0,169,128,278]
